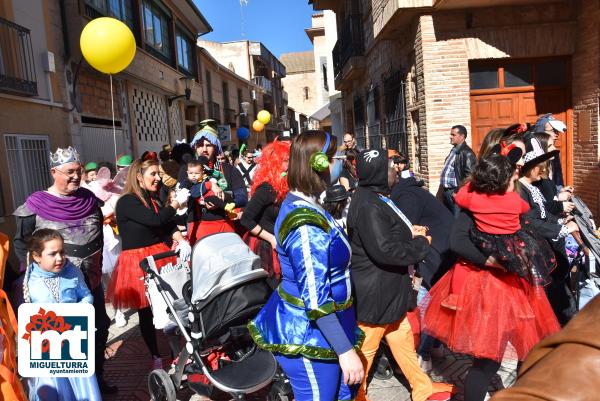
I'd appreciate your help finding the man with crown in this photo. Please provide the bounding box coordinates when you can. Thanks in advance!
[13,146,117,394]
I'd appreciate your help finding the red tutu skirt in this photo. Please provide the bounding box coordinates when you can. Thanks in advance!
[420,260,560,362]
[106,242,177,309]
[244,234,281,279]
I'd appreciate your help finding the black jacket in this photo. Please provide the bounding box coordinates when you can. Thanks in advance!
[533,178,564,216]
[391,177,454,287]
[453,142,477,186]
[347,150,430,324]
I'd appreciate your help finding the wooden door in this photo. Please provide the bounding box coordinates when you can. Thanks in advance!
[469,58,572,184]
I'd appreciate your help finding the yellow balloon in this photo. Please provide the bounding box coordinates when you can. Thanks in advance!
[80,17,136,74]
[257,110,271,125]
[253,120,265,132]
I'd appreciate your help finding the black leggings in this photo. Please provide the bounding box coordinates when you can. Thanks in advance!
[138,307,160,357]
[464,358,501,401]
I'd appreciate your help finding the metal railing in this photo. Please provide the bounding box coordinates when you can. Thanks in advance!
[252,76,272,93]
[0,17,37,96]
[367,122,382,149]
[223,108,236,127]
[355,125,366,149]
[332,14,364,78]
[208,101,221,122]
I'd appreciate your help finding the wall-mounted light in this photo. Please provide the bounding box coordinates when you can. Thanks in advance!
[168,76,194,106]
[237,101,250,117]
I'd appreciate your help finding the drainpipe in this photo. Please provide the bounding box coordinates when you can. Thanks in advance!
[58,0,70,60]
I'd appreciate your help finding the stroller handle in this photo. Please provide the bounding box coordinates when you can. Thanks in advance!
[139,250,179,273]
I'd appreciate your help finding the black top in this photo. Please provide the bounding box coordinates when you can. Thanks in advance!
[339,167,358,191]
[532,178,564,216]
[116,192,177,250]
[450,211,487,266]
[240,183,279,234]
[347,150,429,324]
[391,177,454,287]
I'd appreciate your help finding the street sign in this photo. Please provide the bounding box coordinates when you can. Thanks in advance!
[217,125,231,142]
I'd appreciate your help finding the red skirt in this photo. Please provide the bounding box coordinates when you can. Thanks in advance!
[106,242,177,309]
[187,219,235,245]
[244,234,281,279]
[420,260,560,362]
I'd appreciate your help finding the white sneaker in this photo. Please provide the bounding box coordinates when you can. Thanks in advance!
[114,310,127,327]
[152,356,163,370]
[418,355,433,373]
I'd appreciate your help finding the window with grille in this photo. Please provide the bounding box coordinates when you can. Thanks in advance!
[4,135,52,208]
[353,95,366,149]
[384,71,408,155]
[366,86,381,148]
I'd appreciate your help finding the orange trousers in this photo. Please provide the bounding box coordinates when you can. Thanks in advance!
[356,315,453,401]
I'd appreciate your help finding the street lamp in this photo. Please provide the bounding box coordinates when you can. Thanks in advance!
[168,76,194,106]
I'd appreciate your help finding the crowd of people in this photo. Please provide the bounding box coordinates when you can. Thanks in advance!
[1,113,592,401]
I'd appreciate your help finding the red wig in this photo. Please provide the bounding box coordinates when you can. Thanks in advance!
[250,139,291,204]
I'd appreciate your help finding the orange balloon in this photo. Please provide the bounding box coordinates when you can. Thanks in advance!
[253,120,265,132]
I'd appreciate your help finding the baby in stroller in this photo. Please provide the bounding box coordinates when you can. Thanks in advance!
[141,232,290,401]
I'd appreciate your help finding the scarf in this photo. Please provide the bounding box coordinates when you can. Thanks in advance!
[25,188,98,223]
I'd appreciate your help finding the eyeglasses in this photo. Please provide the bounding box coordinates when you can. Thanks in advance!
[54,167,83,178]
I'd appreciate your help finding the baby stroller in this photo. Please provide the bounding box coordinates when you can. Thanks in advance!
[570,196,600,309]
[140,232,291,401]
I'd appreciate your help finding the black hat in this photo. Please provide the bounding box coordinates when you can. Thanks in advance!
[520,137,559,177]
[323,185,350,203]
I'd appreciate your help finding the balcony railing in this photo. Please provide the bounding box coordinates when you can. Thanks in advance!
[208,101,221,122]
[332,14,364,78]
[0,17,38,96]
[223,108,236,127]
[253,76,272,93]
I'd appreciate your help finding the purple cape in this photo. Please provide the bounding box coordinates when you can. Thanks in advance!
[25,188,98,222]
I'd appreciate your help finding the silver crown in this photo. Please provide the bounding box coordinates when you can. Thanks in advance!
[49,146,81,167]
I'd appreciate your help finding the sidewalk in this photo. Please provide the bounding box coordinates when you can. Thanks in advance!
[102,306,516,401]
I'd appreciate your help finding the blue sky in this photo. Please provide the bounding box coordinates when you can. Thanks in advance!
[193,0,315,58]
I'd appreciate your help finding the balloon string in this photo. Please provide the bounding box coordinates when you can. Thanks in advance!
[110,74,117,162]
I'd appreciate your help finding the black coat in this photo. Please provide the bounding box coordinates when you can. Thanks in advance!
[347,150,430,325]
[453,142,477,186]
[391,177,454,287]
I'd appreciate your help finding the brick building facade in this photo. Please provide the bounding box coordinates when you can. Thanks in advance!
[311,0,600,216]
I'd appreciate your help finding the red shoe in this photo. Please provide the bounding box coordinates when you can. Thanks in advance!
[427,391,453,401]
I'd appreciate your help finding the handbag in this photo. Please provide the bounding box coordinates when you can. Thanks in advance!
[146,259,190,329]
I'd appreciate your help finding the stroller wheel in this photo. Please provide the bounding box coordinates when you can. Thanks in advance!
[267,383,291,401]
[373,353,394,380]
[148,369,177,401]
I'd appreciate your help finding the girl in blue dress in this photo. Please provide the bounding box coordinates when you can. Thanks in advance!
[250,130,365,401]
[23,228,101,401]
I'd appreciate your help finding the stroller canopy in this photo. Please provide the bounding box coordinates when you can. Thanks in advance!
[191,232,262,303]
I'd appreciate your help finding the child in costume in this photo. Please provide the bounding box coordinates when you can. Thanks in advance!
[322,184,350,231]
[23,229,101,401]
[442,150,556,309]
[421,140,560,369]
[87,166,129,327]
[183,158,237,245]
[84,162,98,184]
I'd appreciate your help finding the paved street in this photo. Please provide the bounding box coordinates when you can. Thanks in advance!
[103,305,517,401]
